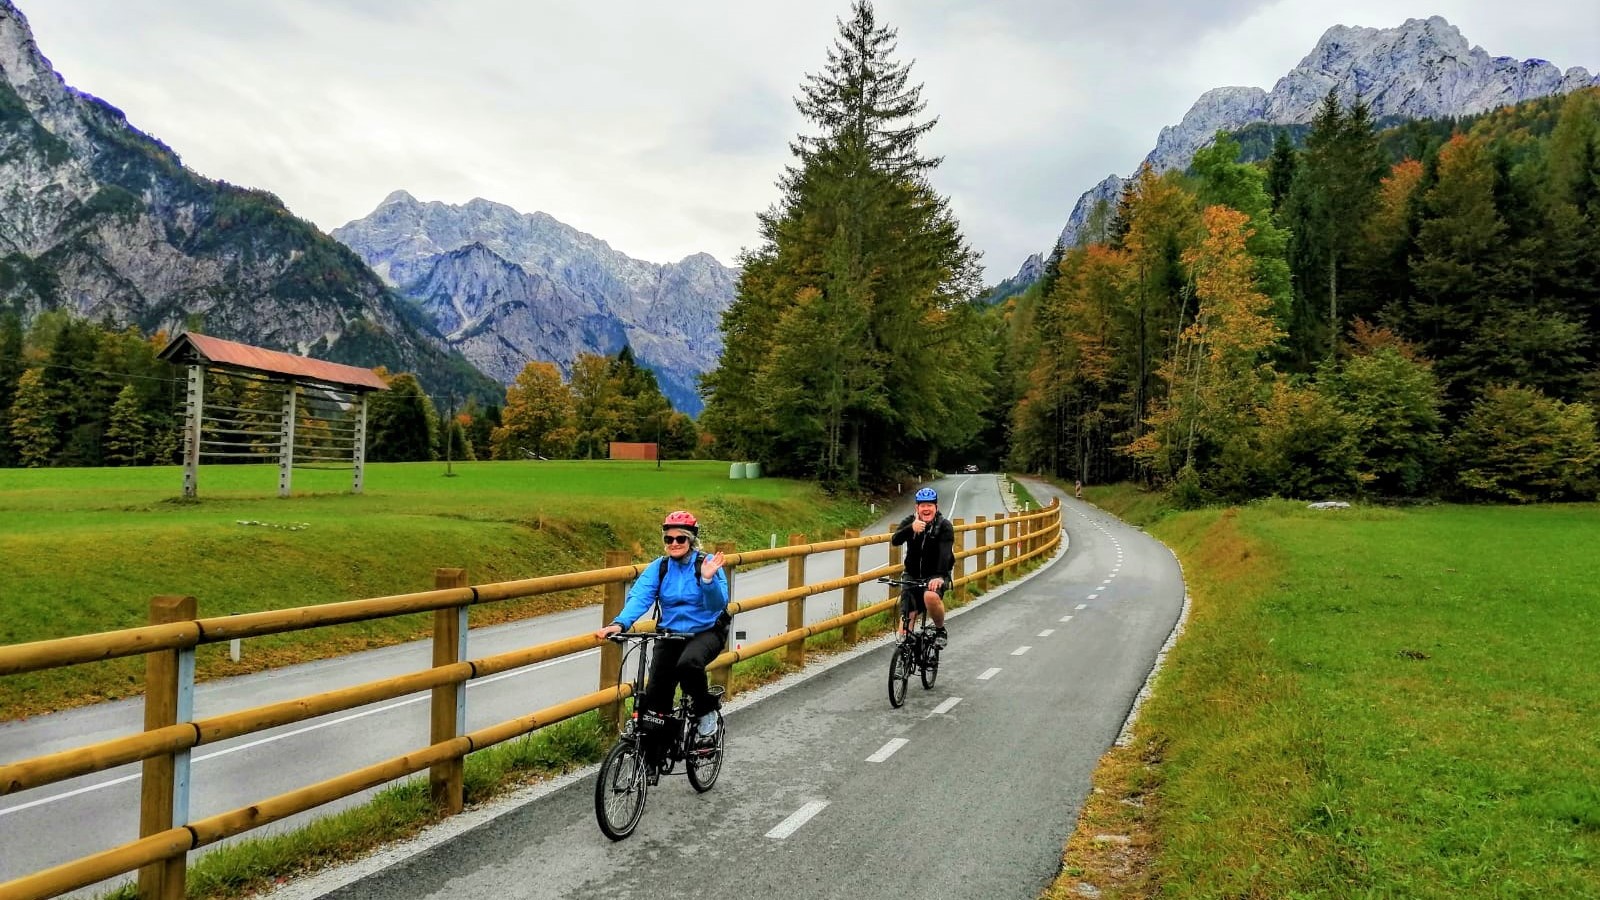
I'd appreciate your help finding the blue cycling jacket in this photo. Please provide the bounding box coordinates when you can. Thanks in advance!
[611,553,730,634]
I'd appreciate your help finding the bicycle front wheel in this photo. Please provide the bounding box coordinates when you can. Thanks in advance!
[920,643,940,689]
[594,739,649,840]
[888,643,911,708]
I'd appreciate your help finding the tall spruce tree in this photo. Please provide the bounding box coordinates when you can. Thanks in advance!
[701,0,983,486]
[0,312,23,467]
[1284,92,1386,365]
[1265,129,1298,214]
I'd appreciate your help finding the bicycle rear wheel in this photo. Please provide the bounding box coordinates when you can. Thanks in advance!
[594,739,649,840]
[686,714,724,793]
[888,642,912,708]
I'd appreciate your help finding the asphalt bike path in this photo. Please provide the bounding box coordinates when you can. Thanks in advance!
[285,479,1185,900]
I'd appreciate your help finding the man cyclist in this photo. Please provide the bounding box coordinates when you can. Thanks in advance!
[595,510,729,744]
[891,487,954,648]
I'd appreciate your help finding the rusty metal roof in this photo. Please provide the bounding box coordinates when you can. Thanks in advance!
[157,332,390,392]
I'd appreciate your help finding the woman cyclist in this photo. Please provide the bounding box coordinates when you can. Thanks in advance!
[595,511,729,743]
[891,487,954,647]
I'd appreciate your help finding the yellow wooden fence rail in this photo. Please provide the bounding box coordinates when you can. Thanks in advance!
[0,500,1061,900]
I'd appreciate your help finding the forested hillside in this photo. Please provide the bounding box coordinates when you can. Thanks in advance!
[1006,88,1600,503]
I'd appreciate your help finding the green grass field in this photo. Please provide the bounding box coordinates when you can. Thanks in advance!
[1057,491,1600,898]
[0,460,870,716]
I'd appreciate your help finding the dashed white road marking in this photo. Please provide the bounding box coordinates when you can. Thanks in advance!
[1038,629,1055,637]
[766,800,830,839]
[1075,604,1088,610]
[929,697,963,716]
[1088,594,1099,600]
[1011,646,1031,656]
[977,667,1002,680]
[1060,615,1074,623]
[866,738,910,763]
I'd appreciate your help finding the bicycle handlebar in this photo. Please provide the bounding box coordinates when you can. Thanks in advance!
[877,576,930,588]
[606,631,692,643]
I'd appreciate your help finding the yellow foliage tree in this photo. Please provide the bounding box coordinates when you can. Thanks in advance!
[492,361,576,460]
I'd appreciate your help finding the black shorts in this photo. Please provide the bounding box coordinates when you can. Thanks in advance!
[898,580,949,617]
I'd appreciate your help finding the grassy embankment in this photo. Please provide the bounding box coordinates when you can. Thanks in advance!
[1048,486,1600,898]
[0,460,870,717]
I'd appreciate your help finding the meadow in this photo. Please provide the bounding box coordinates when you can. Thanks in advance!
[1054,491,1600,898]
[0,460,870,716]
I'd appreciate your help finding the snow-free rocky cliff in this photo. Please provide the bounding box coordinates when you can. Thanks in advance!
[332,192,737,415]
[0,0,493,398]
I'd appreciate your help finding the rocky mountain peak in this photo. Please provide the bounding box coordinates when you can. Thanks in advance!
[333,194,737,414]
[0,1,497,399]
[1052,16,1599,251]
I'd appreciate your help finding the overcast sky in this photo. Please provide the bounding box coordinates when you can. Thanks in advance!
[19,1,1600,283]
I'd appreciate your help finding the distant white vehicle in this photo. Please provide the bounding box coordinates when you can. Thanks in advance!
[963,464,979,473]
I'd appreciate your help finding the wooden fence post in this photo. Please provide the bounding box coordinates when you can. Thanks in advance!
[993,513,1009,583]
[429,568,467,815]
[786,534,806,667]
[712,540,736,697]
[887,522,902,600]
[974,515,989,594]
[139,594,195,900]
[1007,514,1020,579]
[599,550,631,733]
[952,519,966,605]
[842,529,861,644]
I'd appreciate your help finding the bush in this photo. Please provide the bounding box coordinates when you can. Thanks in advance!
[1448,384,1600,502]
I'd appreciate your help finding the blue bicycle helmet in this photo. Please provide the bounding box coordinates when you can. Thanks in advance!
[914,487,938,503]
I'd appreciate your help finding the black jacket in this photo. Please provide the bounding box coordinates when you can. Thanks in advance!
[892,512,954,583]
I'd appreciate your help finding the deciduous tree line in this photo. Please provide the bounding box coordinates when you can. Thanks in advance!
[486,347,701,462]
[1007,88,1600,503]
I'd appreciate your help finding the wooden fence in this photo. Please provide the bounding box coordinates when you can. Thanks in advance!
[0,500,1062,900]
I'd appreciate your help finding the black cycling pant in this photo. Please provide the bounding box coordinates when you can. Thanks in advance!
[642,628,726,717]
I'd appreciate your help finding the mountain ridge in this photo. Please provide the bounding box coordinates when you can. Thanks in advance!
[1033,15,1599,274]
[332,193,738,415]
[0,0,500,400]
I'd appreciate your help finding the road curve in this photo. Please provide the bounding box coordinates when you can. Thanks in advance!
[272,478,1185,900]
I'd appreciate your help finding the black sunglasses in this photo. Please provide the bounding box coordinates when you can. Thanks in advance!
[663,534,692,545]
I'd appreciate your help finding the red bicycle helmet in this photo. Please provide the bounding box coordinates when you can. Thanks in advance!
[661,510,699,534]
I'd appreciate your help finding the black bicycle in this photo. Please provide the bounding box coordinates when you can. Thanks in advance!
[594,632,726,840]
[879,576,940,708]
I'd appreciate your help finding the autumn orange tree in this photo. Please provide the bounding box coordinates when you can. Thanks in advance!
[1129,205,1283,496]
[491,361,576,460]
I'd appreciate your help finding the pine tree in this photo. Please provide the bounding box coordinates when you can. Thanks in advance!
[9,368,55,467]
[366,373,438,462]
[103,383,147,466]
[700,0,982,485]
[1265,129,1298,214]
[0,312,23,467]
[1284,92,1386,365]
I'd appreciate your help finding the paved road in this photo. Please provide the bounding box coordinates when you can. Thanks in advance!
[276,478,1185,900]
[0,475,1014,891]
